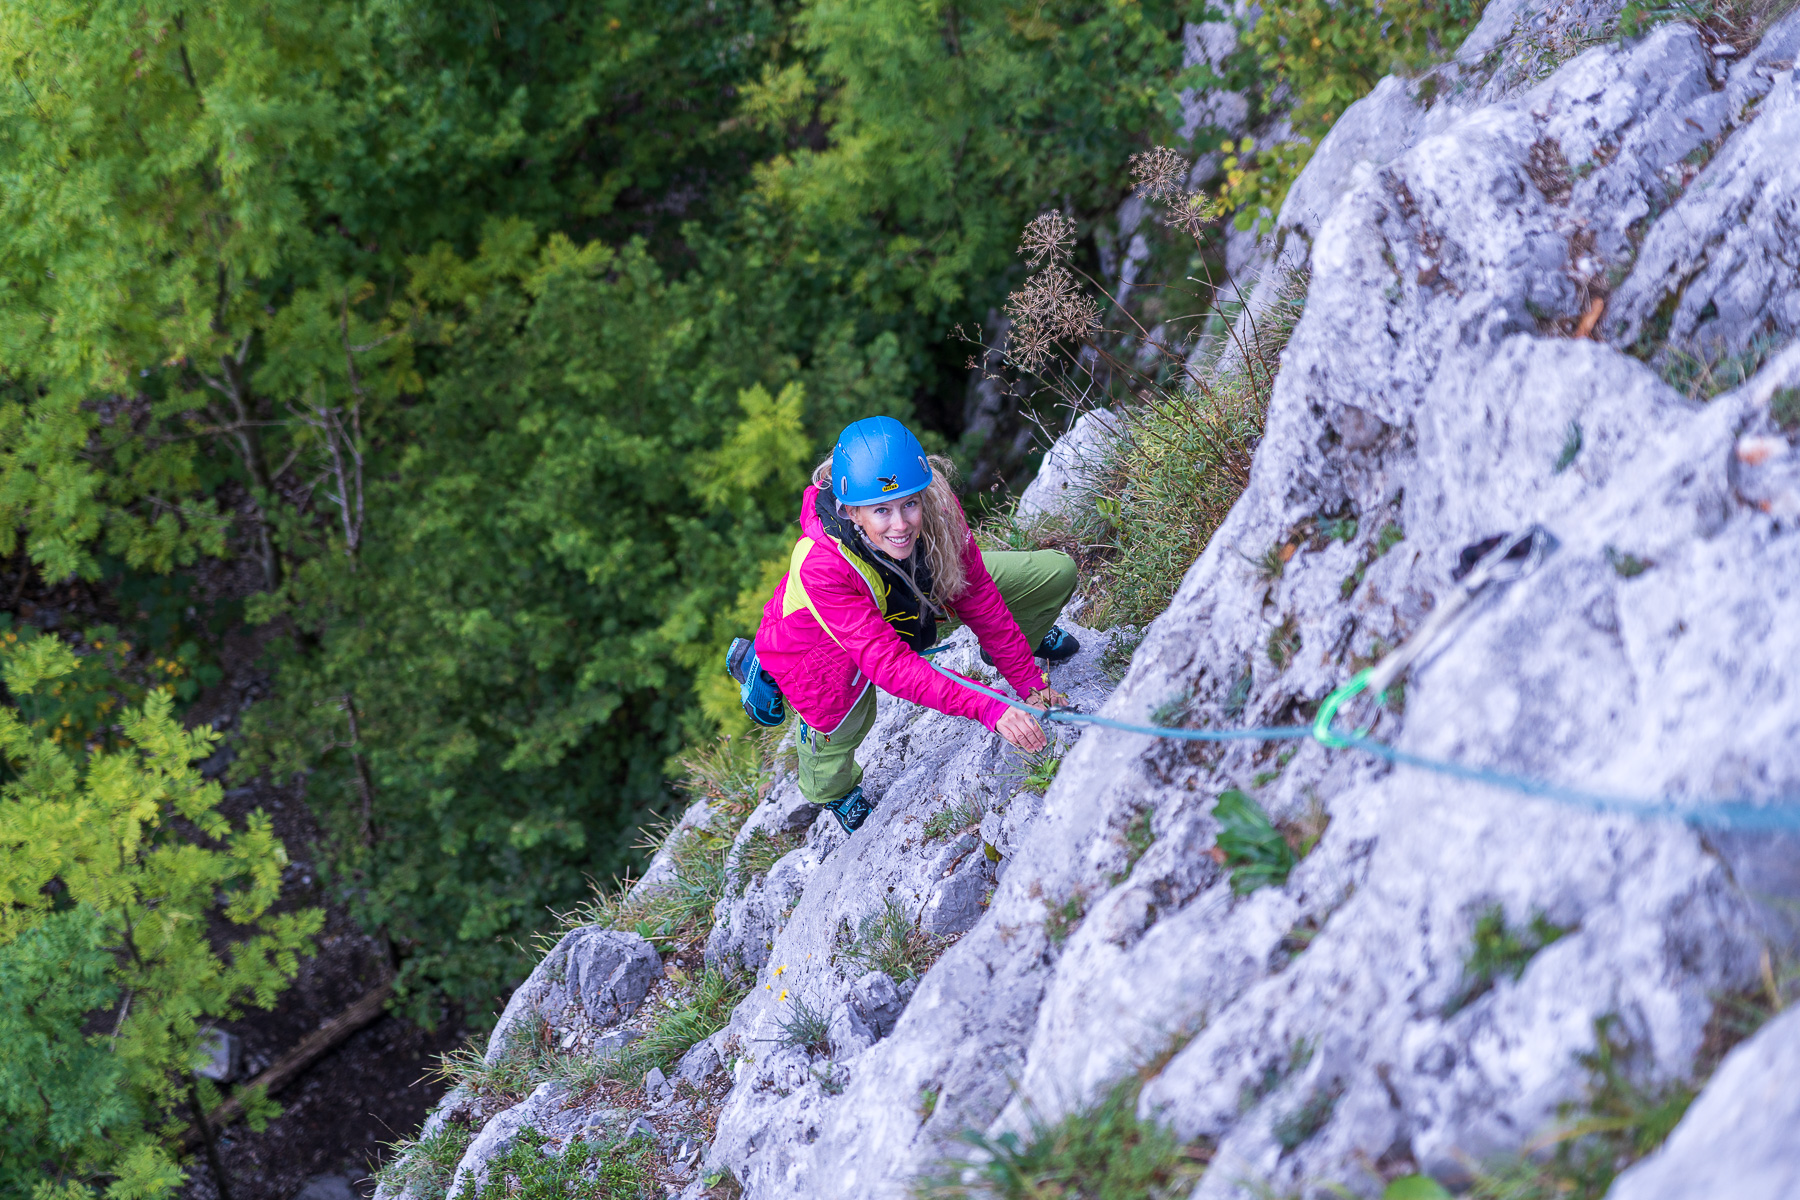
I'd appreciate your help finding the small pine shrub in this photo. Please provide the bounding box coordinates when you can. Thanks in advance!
[1444,905,1570,1015]
[916,1077,1204,1200]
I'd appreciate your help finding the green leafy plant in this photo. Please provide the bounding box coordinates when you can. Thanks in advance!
[1445,905,1571,1015]
[1222,0,1486,231]
[842,899,946,982]
[1555,420,1585,473]
[1214,790,1299,895]
[0,634,320,1199]
[916,1076,1205,1199]
[1605,547,1655,578]
[1016,749,1064,796]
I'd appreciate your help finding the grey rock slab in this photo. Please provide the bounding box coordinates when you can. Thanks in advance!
[486,926,661,1065]
[1604,1004,1800,1200]
[1015,409,1119,523]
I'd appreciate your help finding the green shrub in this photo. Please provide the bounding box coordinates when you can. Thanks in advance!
[1445,905,1570,1015]
[1214,790,1298,895]
[916,1077,1204,1200]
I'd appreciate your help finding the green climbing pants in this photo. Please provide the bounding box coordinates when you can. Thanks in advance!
[796,548,1078,805]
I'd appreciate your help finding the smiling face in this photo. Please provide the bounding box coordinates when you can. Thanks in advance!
[847,493,925,560]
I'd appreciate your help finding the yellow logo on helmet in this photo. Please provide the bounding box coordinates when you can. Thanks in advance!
[878,474,899,492]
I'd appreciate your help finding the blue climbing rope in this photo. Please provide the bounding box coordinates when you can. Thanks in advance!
[925,659,1797,832]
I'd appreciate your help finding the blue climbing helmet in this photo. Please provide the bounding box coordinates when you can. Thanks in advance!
[832,416,932,506]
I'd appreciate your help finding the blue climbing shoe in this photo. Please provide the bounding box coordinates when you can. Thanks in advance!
[982,626,1082,667]
[726,637,786,727]
[823,785,874,834]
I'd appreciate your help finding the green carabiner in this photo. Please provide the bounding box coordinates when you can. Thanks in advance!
[1313,668,1377,748]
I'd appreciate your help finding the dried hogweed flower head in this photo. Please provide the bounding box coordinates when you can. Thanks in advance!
[1165,191,1219,240]
[1019,210,1077,268]
[1130,146,1190,201]
[1004,265,1100,369]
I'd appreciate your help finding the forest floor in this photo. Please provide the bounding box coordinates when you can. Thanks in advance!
[8,553,465,1200]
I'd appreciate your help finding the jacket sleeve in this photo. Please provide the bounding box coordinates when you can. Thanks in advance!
[800,549,1010,729]
[950,532,1049,702]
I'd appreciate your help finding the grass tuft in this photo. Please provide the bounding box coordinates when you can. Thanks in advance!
[604,967,745,1083]
[731,826,801,895]
[776,996,832,1055]
[1771,386,1800,432]
[923,797,985,841]
[1272,1082,1342,1151]
[1554,420,1583,473]
[374,1115,478,1200]
[1099,627,1144,683]
[915,1076,1205,1199]
[841,899,947,982]
[1043,892,1088,946]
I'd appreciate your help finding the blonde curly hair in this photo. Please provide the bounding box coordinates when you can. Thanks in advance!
[812,453,969,605]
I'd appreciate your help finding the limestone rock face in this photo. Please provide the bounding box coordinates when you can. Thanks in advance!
[700,5,1800,1198]
[1605,1005,1800,1200]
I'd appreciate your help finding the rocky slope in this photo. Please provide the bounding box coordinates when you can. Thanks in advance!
[382,0,1800,1196]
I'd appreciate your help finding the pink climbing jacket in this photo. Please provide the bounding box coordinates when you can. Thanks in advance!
[755,484,1047,733]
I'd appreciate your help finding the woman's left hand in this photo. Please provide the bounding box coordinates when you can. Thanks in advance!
[996,707,1049,752]
[1025,687,1067,711]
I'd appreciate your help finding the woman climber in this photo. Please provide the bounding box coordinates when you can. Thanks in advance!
[725,416,1082,834]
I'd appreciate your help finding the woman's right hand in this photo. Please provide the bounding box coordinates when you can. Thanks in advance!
[996,707,1049,752]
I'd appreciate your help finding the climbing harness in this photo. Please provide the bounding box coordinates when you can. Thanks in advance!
[921,527,1798,832]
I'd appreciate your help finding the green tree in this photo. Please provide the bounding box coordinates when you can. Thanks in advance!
[235,225,907,1016]
[0,630,319,1199]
